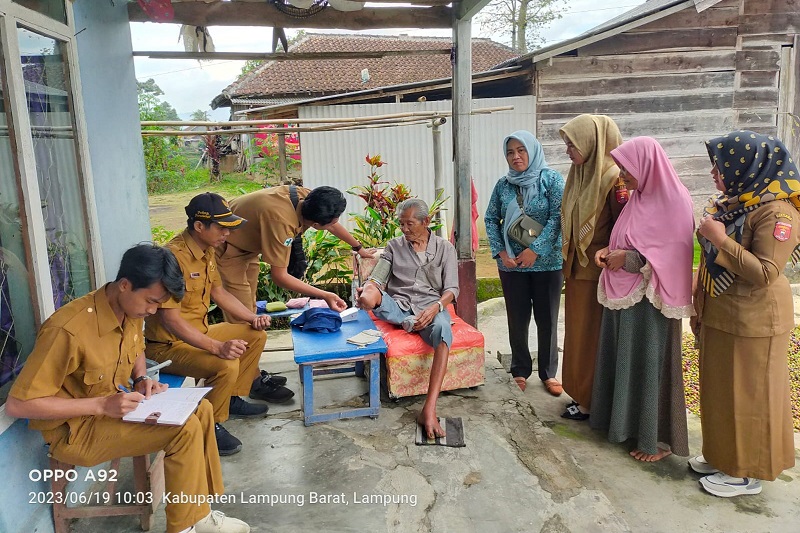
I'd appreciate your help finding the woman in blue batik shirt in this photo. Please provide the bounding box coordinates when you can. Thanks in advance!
[485,130,565,395]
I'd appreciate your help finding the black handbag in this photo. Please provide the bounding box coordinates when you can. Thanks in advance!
[287,185,307,280]
[506,187,543,247]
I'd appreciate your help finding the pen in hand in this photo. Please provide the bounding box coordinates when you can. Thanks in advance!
[117,385,143,401]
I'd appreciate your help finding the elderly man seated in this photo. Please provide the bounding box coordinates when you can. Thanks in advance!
[357,198,459,439]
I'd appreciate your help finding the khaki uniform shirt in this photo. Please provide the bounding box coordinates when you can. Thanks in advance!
[699,201,800,337]
[224,185,310,268]
[9,285,144,436]
[564,190,624,281]
[381,232,460,314]
[145,229,220,341]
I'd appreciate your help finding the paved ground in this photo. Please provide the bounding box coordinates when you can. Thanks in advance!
[75,298,799,533]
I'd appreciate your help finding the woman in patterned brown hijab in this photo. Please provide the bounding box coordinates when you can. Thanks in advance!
[558,114,624,420]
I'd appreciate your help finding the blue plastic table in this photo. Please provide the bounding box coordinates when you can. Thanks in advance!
[292,309,386,426]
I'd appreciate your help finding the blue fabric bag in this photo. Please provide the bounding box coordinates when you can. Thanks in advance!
[290,308,342,333]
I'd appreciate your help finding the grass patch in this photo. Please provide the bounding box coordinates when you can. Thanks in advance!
[682,328,800,431]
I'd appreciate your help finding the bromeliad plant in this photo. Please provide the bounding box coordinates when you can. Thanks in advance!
[348,154,447,247]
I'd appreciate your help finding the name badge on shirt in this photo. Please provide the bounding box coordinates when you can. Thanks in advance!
[190,272,201,279]
[774,221,791,242]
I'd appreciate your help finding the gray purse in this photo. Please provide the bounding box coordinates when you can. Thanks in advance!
[506,188,543,247]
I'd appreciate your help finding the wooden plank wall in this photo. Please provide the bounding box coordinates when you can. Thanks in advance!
[534,0,798,210]
[739,0,799,156]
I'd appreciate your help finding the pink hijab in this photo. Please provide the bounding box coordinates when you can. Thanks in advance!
[599,137,695,318]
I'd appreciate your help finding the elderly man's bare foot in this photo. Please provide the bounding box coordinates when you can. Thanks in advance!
[417,410,445,439]
[630,448,672,462]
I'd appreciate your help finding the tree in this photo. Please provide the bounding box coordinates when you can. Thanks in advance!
[479,0,567,53]
[137,78,164,96]
[138,79,181,175]
[190,109,211,121]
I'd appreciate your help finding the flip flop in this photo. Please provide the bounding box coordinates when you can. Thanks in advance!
[561,404,589,421]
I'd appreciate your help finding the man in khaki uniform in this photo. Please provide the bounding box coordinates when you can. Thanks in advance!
[145,193,293,457]
[216,185,374,314]
[6,244,250,533]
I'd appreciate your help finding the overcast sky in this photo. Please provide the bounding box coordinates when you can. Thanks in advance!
[130,1,645,120]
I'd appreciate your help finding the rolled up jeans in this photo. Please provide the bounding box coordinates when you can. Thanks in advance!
[373,290,452,348]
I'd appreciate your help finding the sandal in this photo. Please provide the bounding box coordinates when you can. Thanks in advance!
[561,404,589,421]
[544,379,563,396]
[513,376,527,392]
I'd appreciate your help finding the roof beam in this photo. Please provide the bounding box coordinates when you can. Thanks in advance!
[456,0,491,20]
[129,2,453,29]
[132,49,451,61]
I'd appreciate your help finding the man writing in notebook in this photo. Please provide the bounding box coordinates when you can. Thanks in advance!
[6,244,250,533]
[356,199,459,439]
[145,192,294,457]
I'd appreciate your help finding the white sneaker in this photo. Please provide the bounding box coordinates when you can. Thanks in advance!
[699,473,762,498]
[193,510,250,533]
[688,455,720,475]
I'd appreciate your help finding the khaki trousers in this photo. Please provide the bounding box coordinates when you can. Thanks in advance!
[46,400,223,533]
[146,323,266,423]
[215,243,261,323]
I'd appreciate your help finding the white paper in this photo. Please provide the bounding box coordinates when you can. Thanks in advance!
[122,387,212,426]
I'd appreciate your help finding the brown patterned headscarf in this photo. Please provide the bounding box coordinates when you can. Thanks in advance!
[559,114,623,266]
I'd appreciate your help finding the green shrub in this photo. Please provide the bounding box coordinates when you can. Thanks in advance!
[151,225,176,246]
[476,277,503,302]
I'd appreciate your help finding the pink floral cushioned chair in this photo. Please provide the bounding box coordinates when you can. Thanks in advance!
[353,252,485,400]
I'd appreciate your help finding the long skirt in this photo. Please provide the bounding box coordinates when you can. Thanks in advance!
[699,326,795,480]
[562,278,603,408]
[590,300,689,456]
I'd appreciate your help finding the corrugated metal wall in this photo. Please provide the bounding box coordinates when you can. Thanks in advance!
[299,96,536,234]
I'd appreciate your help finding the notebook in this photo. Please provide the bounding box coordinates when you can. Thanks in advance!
[123,387,212,426]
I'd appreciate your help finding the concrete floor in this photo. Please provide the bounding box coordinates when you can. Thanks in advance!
[74,299,799,533]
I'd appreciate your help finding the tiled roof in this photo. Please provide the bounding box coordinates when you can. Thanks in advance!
[221,33,517,100]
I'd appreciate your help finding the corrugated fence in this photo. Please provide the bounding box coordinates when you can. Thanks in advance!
[298,95,537,234]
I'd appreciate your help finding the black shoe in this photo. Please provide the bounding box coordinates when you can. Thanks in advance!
[229,396,269,419]
[214,423,242,456]
[561,404,590,421]
[254,369,287,387]
[249,377,295,403]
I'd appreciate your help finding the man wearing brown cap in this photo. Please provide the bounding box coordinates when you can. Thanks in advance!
[145,192,293,456]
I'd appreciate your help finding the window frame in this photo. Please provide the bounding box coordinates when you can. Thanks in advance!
[0,0,104,418]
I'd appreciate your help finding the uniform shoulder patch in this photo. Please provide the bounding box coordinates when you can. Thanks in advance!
[283,237,293,247]
[774,221,792,242]
[775,212,793,221]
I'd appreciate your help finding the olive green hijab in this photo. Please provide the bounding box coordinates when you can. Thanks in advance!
[559,114,623,267]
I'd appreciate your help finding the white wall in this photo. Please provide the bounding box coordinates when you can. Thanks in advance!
[299,96,536,235]
[74,1,151,281]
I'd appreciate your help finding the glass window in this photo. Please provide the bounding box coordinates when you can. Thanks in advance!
[0,33,37,399]
[11,0,67,24]
[18,26,92,309]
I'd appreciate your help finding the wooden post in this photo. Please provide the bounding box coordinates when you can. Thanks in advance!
[452,16,477,328]
[278,132,288,183]
[431,117,446,237]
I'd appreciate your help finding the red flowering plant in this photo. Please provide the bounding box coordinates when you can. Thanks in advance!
[348,154,446,247]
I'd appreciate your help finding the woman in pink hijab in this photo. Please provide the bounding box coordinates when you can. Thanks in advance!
[590,137,694,462]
